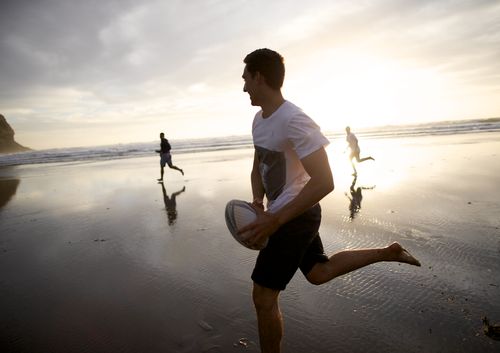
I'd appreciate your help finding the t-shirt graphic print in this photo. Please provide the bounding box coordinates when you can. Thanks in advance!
[255,145,286,202]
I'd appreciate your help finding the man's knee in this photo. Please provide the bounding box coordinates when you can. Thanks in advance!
[305,263,328,285]
[252,283,280,312]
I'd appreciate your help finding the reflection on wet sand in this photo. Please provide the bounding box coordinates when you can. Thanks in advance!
[160,183,185,225]
[0,179,20,209]
[345,174,375,221]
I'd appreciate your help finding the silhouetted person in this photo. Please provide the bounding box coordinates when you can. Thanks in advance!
[160,183,185,225]
[345,174,375,221]
[345,126,374,175]
[155,132,183,181]
[239,48,420,353]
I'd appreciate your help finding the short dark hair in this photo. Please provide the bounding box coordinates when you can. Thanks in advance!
[244,48,285,90]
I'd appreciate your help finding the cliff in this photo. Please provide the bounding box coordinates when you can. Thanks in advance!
[0,114,30,153]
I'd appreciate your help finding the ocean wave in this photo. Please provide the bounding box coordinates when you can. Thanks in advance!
[1,119,499,167]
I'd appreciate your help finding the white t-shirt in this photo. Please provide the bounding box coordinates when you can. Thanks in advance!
[346,132,358,149]
[252,101,330,213]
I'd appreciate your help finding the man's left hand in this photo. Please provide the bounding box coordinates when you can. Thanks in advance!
[238,209,280,248]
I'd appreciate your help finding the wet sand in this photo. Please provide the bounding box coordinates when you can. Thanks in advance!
[1,132,500,353]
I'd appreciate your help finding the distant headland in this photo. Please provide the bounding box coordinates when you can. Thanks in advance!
[0,114,30,154]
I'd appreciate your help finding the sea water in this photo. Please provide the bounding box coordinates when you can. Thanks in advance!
[1,118,499,167]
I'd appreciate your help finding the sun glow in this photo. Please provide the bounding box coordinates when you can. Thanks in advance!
[286,49,449,133]
[325,137,408,195]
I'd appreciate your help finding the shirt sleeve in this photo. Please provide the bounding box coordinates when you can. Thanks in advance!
[287,112,330,159]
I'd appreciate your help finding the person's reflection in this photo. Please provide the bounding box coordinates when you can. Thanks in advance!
[160,183,185,225]
[0,179,20,210]
[345,175,375,221]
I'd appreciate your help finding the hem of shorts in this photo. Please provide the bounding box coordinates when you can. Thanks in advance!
[251,276,287,291]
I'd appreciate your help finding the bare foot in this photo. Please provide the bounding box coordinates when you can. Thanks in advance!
[388,242,421,266]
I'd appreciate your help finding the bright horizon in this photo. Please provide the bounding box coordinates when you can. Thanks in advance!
[2,0,500,150]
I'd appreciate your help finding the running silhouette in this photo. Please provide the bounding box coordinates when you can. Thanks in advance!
[345,174,375,221]
[160,183,185,225]
[345,126,374,175]
[155,132,184,181]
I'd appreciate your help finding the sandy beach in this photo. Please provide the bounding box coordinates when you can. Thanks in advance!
[1,131,500,353]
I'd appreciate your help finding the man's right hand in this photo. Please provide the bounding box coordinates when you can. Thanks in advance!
[251,198,264,211]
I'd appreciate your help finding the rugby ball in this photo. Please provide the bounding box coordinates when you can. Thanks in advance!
[225,199,268,250]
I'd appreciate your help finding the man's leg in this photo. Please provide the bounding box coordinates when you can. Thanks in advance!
[355,150,374,163]
[169,165,184,175]
[357,156,375,162]
[253,283,283,353]
[306,242,420,285]
[350,159,357,175]
[167,159,184,176]
[158,166,164,181]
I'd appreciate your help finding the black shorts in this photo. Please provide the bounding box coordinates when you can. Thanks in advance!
[251,203,329,290]
[160,153,172,167]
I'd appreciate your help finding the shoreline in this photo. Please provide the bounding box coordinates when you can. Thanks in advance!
[2,125,500,168]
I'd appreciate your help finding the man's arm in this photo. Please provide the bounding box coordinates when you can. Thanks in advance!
[251,149,265,210]
[240,146,334,245]
[273,146,334,225]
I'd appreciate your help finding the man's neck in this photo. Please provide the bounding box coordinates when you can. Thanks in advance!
[261,92,285,119]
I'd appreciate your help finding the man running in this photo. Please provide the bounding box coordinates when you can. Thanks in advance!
[345,126,374,175]
[239,48,420,353]
[155,132,183,181]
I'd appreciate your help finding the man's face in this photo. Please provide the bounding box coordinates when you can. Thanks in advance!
[242,65,260,106]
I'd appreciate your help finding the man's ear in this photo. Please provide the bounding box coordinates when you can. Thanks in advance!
[255,71,265,85]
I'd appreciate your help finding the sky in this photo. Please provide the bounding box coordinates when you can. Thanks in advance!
[1,0,500,149]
